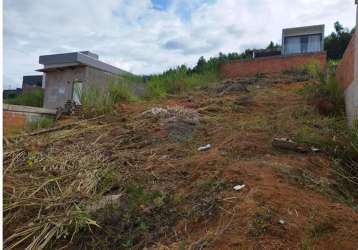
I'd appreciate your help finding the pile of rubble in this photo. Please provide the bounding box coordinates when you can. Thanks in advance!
[214,78,251,95]
[142,106,200,142]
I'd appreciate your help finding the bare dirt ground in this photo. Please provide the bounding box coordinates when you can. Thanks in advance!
[4,75,358,249]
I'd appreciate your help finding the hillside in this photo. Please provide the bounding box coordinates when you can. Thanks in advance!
[4,73,358,249]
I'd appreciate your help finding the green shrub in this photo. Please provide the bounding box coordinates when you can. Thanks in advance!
[5,89,44,107]
[299,60,345,114]
[108,81,138,102]
[79,84,114,117]
[304,59,326,84]
[77,78,140,117]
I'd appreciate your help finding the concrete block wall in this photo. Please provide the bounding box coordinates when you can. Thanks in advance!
[43,67,86,109]
[336,3,358,126]
[220,52,326,78]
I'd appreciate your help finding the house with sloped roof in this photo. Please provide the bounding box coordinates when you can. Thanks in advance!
[37,51,129,109]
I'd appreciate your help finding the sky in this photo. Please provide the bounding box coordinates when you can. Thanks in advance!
[3,0,357,89]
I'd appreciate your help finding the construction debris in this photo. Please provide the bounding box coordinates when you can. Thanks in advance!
[279,219,285,225]
[272,137,321,153]
[87,194,122,213]
[142,106,199,124]
[233,184,246,191]
[272,137,308,153]
[143,106,200,142]
[311,146,321,153]
[198,144,212,151]
[142,107,170,118]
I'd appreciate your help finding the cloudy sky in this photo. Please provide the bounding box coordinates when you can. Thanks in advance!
[3,0,356,89]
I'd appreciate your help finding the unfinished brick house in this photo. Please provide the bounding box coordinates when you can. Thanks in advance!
[336,1,358,126]
[37,51,129,109]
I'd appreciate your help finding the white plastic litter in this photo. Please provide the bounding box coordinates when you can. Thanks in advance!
[279,219,285,225]
[198,144,211,151]
[233,184,246,191]
[311,147,320,152]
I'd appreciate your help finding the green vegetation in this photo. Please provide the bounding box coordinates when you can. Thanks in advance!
[300,60,345,115]
[266,41,280,49]
[88,184,176,248]
[4,89,44,107]
[300,219,337,249]
[297,60,358,204]
[77,80,137,117]
[78,84,114,117]
[108,77,139,102]
[249,208,274,238]
[145,50,256,98]
[324,21,355,60]
[26,116,54,131]
[146,65,219,98]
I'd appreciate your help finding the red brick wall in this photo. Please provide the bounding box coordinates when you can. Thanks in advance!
[220,52,327,78]
[3,111,27,134]
[336,34,355,90]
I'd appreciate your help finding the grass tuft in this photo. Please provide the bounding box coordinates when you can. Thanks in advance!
[26,116,54,132]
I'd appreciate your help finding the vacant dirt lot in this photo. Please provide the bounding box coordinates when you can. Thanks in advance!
[4,75,358,249]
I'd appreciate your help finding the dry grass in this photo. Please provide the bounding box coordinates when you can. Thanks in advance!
[4,73,358,249]
[3,109,225,249]
[4,140,110,249]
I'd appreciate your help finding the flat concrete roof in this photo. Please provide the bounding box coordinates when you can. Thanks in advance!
[283,24,325,37]
[37,51,129,75]
[23,75,43,86]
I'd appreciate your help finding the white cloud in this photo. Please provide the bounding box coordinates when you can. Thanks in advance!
[3,0,356,88]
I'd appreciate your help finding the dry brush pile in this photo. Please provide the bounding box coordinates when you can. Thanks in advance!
[3,105,226,249]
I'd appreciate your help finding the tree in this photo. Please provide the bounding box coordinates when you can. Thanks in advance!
[192,56,206,73]
[324,21,354,60]
[266,41,280,50]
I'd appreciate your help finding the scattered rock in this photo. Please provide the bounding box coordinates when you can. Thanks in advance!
[279,219,285,225]
[214,79,250,95]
